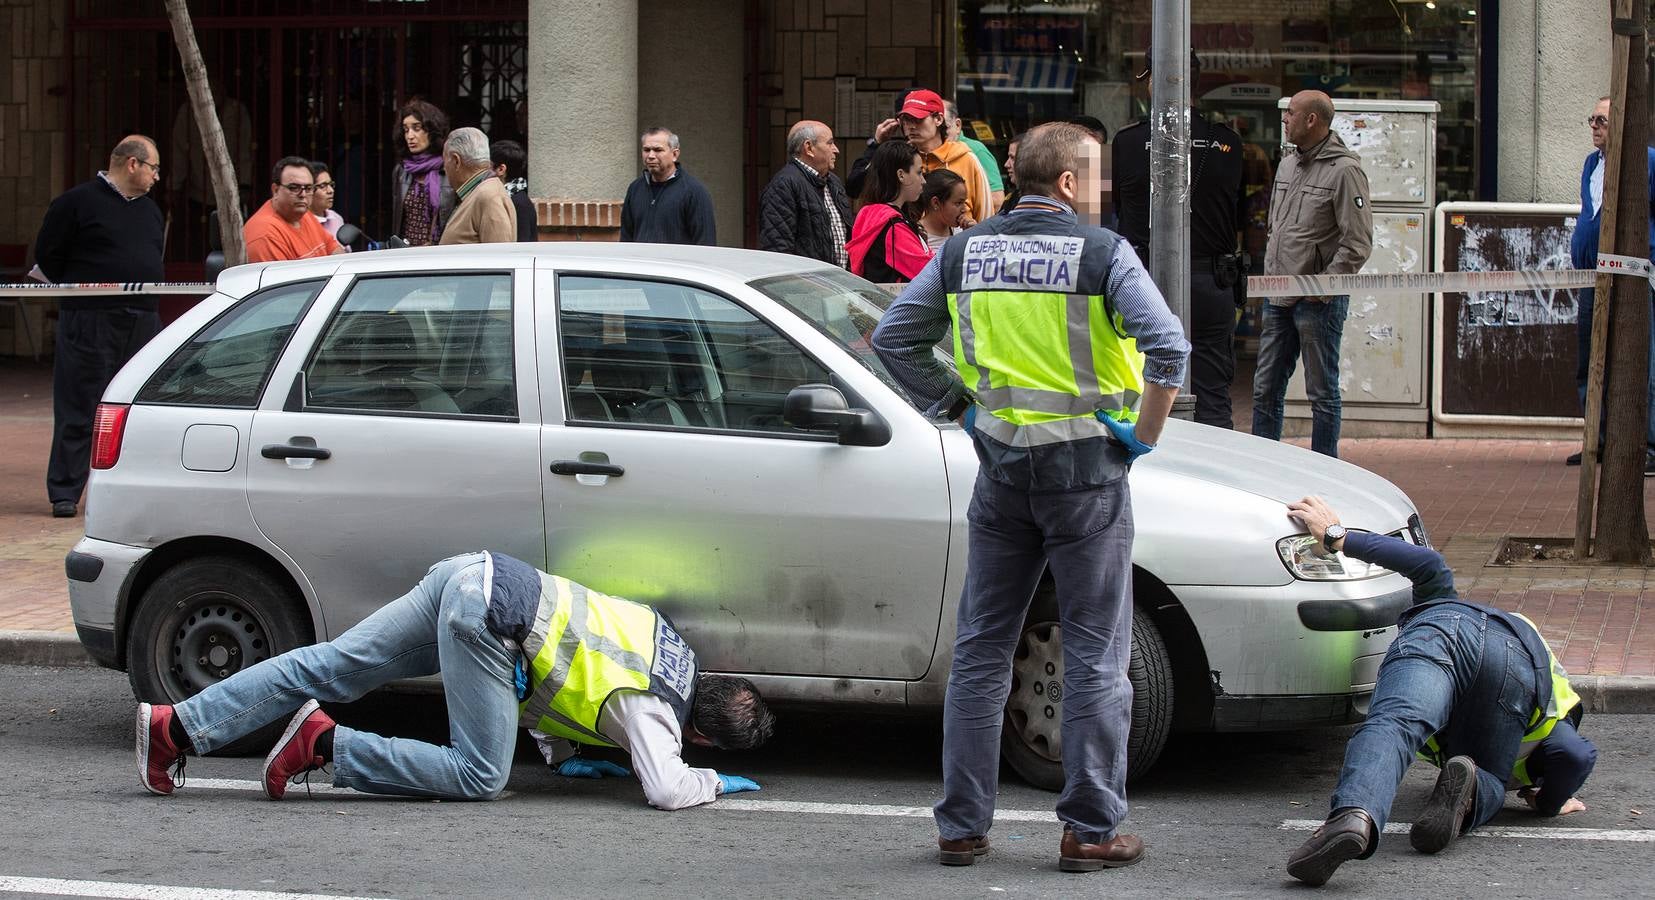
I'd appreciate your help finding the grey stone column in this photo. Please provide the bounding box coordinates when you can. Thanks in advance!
[1498,0,1612,203]
[528,0,638,237]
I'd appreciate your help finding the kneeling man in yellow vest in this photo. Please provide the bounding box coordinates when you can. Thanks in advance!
[1283,497,1596,887]
[135,551,775,809]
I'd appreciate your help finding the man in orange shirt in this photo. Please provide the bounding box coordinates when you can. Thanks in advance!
[243,156,344,263]
[899,89,993,223]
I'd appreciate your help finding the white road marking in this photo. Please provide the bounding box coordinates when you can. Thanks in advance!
[176,782,1654,843]
[717,798,1057,822]
[0,876,389,899]
[1279,818,1655,842]
[189,777,347,794]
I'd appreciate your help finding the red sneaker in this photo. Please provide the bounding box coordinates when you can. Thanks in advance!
[262,699,335,800]
[135,702,186,795]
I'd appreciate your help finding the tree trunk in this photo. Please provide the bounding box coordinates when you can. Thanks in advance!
[164,0,245,267]
[1592,0,1652,564]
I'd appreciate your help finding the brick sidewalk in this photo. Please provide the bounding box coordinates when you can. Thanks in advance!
[2,359,1651,675]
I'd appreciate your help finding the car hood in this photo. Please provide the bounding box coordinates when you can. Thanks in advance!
[1148,419,1419,528]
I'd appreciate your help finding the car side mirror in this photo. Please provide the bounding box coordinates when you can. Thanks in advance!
[783,384,890,447]
[336,223,364,250]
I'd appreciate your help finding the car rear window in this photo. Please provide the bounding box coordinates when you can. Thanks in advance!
[136,280,324,408]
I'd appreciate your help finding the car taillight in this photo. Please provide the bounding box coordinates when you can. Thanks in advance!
[91,403,129,470]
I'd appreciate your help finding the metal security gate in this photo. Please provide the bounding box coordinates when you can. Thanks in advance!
[66,0,527,277]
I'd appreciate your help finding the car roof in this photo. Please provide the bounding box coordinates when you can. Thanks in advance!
[251,242,840,284]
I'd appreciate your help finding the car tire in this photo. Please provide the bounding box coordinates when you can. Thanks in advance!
[125,556,311,756]
[1000,601,1174,790]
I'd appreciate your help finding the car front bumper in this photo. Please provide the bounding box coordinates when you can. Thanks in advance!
[65,537,151,670]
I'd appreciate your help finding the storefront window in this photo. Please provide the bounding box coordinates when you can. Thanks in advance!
[955,0,1481,203]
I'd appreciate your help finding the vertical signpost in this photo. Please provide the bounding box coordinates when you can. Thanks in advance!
[1149,0,1193,417]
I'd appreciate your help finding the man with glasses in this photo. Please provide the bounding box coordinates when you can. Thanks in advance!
[243,156,344,263]
[31,135,166,519]
[1568,95,1655,474]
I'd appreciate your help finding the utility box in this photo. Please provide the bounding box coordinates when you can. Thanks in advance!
[1277,99,1439,438]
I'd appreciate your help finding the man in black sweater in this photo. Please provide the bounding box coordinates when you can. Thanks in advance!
[619,127,716,245]
[489,139,537,243]
[32,135,166,519]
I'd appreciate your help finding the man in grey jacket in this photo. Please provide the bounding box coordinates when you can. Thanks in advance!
[1251,90,1373,458]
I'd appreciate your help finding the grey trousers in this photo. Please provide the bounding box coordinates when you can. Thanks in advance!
[935,472,1136,844]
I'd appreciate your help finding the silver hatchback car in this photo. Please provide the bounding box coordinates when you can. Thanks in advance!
[68,243,1426,783]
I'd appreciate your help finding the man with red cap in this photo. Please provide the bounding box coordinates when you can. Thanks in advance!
[898,89,994,223]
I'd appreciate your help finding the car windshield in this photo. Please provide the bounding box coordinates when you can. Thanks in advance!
[748,269,954,404]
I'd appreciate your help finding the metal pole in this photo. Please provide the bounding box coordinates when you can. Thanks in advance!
[1149,0,1194,417]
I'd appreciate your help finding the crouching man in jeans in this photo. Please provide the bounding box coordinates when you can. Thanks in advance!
[135,551,774,809]
[1283,498,1596,886]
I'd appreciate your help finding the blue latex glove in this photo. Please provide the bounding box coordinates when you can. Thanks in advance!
[1096,411,1154,464]
[556,758,632,779]
[962,404,977,435]
[716,773,761,794]
[513,657,528,701]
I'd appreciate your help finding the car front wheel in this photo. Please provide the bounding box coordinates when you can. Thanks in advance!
[125,556,311,754]
[1000,604,1174,789]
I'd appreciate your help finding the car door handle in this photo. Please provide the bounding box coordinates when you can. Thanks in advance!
[261,443,332,460]
[549,460,624,477]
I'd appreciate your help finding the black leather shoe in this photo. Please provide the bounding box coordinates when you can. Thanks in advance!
[1287,807,1373,886]
[1565,451,1583,466]
[1411,755,1477,854]
[938,835,989,866]
[51,501,76,518]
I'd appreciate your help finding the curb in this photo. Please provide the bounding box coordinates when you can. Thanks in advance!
[1570,675,1655,715]
[0,630,95,668]
[2,630,1654,712]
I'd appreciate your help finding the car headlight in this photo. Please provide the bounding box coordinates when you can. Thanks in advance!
[1276,535,1390,581]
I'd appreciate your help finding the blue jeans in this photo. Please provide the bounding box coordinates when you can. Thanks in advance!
[1329,605,1537,844]
[935,473,1135,845]
[1573,286,1655,450]
[173,553,520,800]
[1251,296,1348,458]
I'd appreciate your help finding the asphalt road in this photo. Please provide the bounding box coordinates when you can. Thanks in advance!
[1,665,1651,900]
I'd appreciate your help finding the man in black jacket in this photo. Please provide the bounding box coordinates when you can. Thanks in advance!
[757,120,851,268]
[620,128,716,245]
[32,135,166,519]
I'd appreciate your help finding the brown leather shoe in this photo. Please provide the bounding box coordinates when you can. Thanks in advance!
[1410,755,1478,854]
[938,835,990,866]
[1286,807,1374,886]
[1059,827,1144,872]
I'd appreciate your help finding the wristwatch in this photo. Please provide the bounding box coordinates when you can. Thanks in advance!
[1322,523,1347,553]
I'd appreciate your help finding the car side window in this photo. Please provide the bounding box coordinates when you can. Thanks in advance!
[137,280,323,408]
[304,273,515,418]
[558,275,832,435]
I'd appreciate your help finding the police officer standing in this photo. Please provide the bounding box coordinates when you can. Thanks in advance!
[1112,52,1247,429]
[872,122,1189,873]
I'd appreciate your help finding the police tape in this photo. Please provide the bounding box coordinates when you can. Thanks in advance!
[0,282,216,297]
[1243,268,1602,298]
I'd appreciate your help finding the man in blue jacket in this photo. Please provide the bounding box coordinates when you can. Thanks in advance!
[620,127,717,245]
[1283,496,1596,887]
[1568,95,1655,473]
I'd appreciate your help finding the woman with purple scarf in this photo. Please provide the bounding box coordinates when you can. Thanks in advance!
[391,100,457,246]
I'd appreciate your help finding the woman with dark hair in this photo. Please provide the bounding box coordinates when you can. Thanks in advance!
[307,160,345,241]
[846,140,931,283]
[917,169,973,253]
[392,99,457,246]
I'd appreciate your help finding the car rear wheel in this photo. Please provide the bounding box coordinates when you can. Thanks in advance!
[126,556,310,755]
[1001,602,1174,790]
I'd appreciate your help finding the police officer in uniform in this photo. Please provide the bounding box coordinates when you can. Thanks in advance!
[134,552,774,810]
[872,122,1190,873]
[1112,52,1247,429]
[1283,496,1597,886]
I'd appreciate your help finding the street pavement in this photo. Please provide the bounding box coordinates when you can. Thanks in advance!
[0,664,1651,899]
